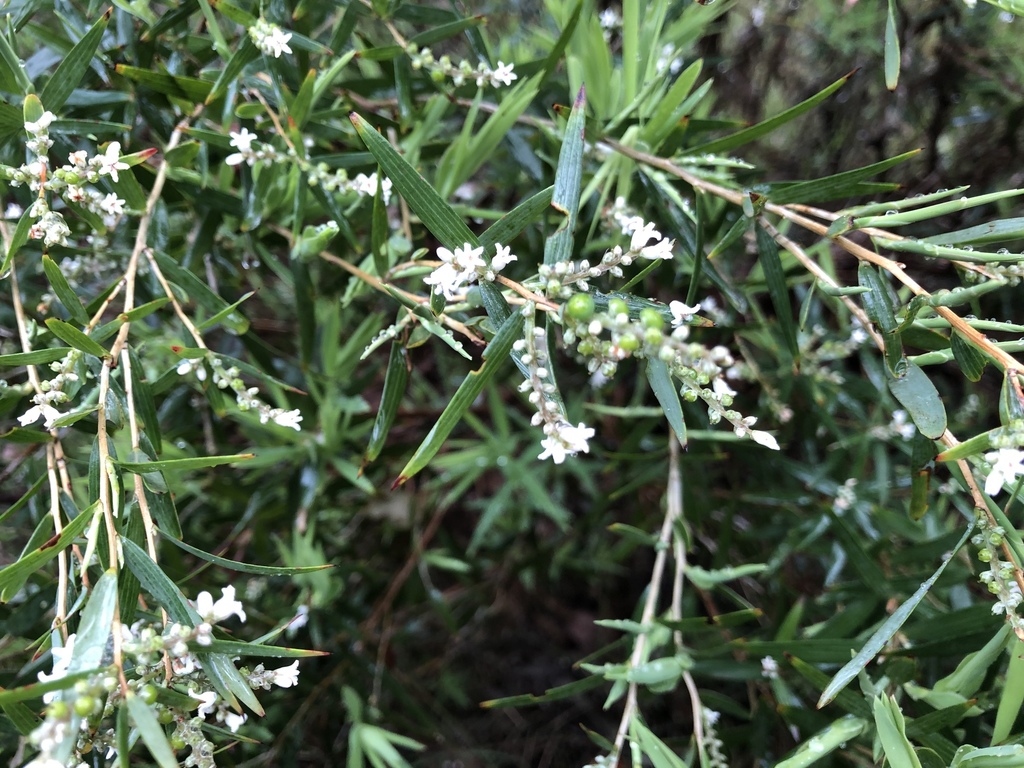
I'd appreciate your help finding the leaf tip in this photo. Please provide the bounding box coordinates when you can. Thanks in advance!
[391,476,407,490]
[574,84,586,107]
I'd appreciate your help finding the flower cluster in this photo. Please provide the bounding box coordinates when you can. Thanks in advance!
[224,127,393,204]
[423,242,517,301]
[17,350,81,430]
[561,295,780,450]
[406,44,517,88]
[249,17,293,58]
[23,587,301,768]
[539,215,674,299]
[702,709,728,768]
[177,355,303,430]
[973,518,1024,636]
[3,111,134,247]
[515,304,596,463]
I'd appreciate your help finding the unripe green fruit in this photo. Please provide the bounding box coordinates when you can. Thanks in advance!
[617,335,640,353]
[48,701,69,719]
[74,695,96,717]
[607,298,629,318]
[140,684,159,705]
[565,293,595,322]
[158,708,175,724]
[639,308,664,330]
[171,735,187,751]
[643,328,663,346]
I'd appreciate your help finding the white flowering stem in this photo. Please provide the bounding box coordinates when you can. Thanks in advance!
[610,440,684,763]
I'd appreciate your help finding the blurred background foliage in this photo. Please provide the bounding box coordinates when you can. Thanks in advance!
[1,0,1024,766]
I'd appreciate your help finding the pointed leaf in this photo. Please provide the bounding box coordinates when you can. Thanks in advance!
[888,363,947,440]
[646,359,686,447]
[544,86,586,266]
[42,255,89,325]
[884,0,900,91]
[44,318,108,359]
[39,10,111,113]
[125,692,179,768]
[756,222,798,358]
[365,342,409,463]
[159,529,334,575]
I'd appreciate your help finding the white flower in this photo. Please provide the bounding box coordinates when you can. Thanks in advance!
[599,8,621,28]
[195,584,247,623]
[712,378,736,398]
[985,448,1024,496]
[269,408,303,430]
[5,202,23,218]
[424,243,486,300]
[98,193,125,217]
[270,660,300,688]
[669,300,701,327]
[761,656,779,679]
[19,402,64,430]
[171,654,200,676]
[489,62,517,88]
[629,221,662,252]
[538,422,595,464]
[750,430,780,450]
[96,142,129,182]
[230,127,257,152]
[189,689,218,718]
[25,111,55,135]
[250,19,293,58]
[222,711,247,733]
[37,633,76,702]
[492,243,517,271]
[28,211,71,247]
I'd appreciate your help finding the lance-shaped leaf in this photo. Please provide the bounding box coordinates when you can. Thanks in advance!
[479,186,554,249]
[884,0,900,91]
[645,359,686,448]
[159,529,334,575]
[39,9,111,112]
[0,347,71,366]
[874,695,923,768]
[544,86,586,266]
[774,715,868,767]
[818,524,973,707]
[689,70,855,155]
[889,363,947,440]
[394,311,523,487]
[114,453,254,473]
[756,222,798,359]
[365,342,409,464]
[858,262,904,376]
[42,255,89,324]
[125,693,179,768]
[45,319,108,359]
[0,501,96,593]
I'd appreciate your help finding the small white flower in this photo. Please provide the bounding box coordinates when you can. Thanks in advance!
[492,243,517,271]
[270,408,303,431]
[599,8,621,28]
[19,402,64,430]
[425,243,486,300]
[25,111,56,135]
[23,758,65,768]
[221,711,247,733]
[195,584,247,623]
[489,62,517,88]
[171,654,200,676]
[189,689,218,718]
[230,127,257,152]
[985,448,1024,496]
[761,656,779,679]
[712,378,736,398]
[629,221,662,252]
[98,193,125,217]
[96,142,129,182]
[539,421,595,463]
[269,660,300,688]
[250,19,293,58]
[5,202,23,218]
[750,430,780,450]
[37,633,76,702]
[669,300,701,327]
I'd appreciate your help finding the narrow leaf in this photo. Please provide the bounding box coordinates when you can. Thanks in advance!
[159,529,334,575]
[818,524,973,707]
[125,693,179,768]
[755,222,798,358]
[884,0,900,91]
[646,359,686,447]
[42,255,89,324]
[544,86,586,266]
[114,453,254,473]
[365,342,409,463]
[888,363,947,440]
[395,311,523,486]
[44,318,108,359]
[39,10,111,112]
[0,502,96,594]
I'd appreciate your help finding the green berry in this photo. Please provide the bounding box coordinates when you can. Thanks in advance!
[140,684,159,705]
[639,308,664,330]
[607,298,629,318]
[643,328,663,346]
[74,695,96,717]
[158,708,175,724]
[47,701,69,719]
[171,735,187,751]
[617,335,640,353]
[565,293,596,322]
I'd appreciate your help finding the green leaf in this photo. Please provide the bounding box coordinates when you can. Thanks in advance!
[158,529,334,575]
[68,569,117,676]
[0,207,33,279]
[922,216,1024,247]
[818,524,973,707]
[198,640,327,658]
[0,24,31,94]
[351,112,477,249]
[950,331,987,382]
[42,255,89,325]
[855,189,1024,229]
[874,695,923,768]
[687,563,767,589]
[39,9,111,113]
[544,86,586,266]
[888,363,947,440]
[114,453,254,473]
[755,222,798,358]
[858,262,904,376]
[44,318,108,359]
[0,700,39,735]
[154,253,250,335]
[629,719,686,768]
[365,342,409,463]
[774,716,868,767]
[121,537,195,625]
[993,638,1024,744]
[206,34,259,104]
[480,675,605,708]
[125,692,179,768]
[0,347,71,366]
[395,311,522,486]
[768,150,918,206]
[479,186,554,249]
[0,502,96,594]
[0,668,107,706]
[884,0,900,91]
[689,70,854,155]
[645,359,686,447]
[114,64,212,102]
[194,291,255,333]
